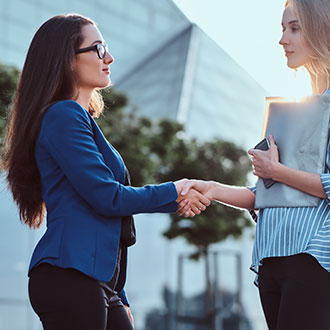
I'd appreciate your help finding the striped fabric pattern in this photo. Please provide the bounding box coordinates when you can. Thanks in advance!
[250,89,330,281]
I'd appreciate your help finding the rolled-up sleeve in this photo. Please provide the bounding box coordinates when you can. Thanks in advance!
[248,185,257,195]
[247,185,258,222]
[320,174,330,200]
[320,138,330,200]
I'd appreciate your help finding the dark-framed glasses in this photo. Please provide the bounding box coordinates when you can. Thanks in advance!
[75,43,108,59]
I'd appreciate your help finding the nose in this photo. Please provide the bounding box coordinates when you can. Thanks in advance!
[104,51,114,65]
[279,32,288,46]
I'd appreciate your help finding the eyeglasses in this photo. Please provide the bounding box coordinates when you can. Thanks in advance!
[75,43,108,59]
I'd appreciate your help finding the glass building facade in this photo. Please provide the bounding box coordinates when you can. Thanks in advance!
[117,23,266,147]
[0,0,268,329]
[0,0,189,82]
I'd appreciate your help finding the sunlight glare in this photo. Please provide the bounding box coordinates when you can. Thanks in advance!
[280,67,312,98]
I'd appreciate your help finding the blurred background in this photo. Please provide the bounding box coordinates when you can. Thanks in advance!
[0,0,313,329]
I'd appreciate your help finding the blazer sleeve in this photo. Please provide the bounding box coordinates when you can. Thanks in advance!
[40,101,178,217]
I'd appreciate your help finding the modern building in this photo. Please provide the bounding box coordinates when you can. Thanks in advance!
[0,0,268,329]
[116,23,266,146]
[144,286,253,330]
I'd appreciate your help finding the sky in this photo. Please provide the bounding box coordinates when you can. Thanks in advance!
[172,0,312,97]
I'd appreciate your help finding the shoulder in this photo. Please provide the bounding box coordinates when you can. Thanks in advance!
[40,100,92,138]
[45,100,89,121]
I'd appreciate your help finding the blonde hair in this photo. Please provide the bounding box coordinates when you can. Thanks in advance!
[286,0,330,82]
[89,89,104,118]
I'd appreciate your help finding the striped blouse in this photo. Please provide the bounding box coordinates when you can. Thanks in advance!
[250,89,330,282]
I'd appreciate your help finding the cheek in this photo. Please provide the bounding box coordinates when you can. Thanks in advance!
[77,61,102,83]
[299,37,315,59]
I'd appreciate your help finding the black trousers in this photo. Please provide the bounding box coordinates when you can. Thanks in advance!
[258,253,330,330]
[28,263,133,330]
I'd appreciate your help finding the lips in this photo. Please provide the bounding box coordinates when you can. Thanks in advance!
[285,51,294,57]
[102,68,110,74]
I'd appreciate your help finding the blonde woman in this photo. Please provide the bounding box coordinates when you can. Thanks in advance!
[179,0,330,329]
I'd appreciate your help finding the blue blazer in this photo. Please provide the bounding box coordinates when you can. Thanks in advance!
[29,100,178,305]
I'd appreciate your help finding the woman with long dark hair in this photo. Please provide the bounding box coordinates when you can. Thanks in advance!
[179,0,330,329]
[1,14,209,330]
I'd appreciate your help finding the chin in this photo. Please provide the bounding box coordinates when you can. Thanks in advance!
[287,57,308,70]
[287,63,298,69]
[287,61,303,70]
[98,80,111,89]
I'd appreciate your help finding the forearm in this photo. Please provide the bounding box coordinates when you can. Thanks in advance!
[273,163,326,199]
[208,181,256,209]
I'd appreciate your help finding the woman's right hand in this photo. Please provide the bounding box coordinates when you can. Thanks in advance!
[178,179,256,211]
[180,179,215,199]
[174,179,213,217]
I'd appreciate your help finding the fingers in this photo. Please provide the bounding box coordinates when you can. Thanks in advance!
[185,210,195,218]
[187,189,210,207]
[176,182,213,217]
[177,200,191,216]
[177,203,196,217]
[268,135,275,145]
[177,200,204,217]
[248,149,263,160]
[190,204,202,215]
[180,180,195,196]
[248,148,256,156]
[198,191,211,207]
[181,179,210,196]
[177,189,211,217]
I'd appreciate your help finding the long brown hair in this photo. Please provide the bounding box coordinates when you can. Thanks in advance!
[1,14,104,228]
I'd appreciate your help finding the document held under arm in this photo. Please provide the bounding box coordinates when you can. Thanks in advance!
[255,95,330,209]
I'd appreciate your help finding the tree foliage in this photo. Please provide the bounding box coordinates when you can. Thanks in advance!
[0,63,20,143]
[99,89,253,260]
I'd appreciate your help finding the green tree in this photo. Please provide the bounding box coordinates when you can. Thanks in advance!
[159,137,252,258]
[99,88,159,186]
[99,86,252,258]
[154,133,252,327]
[99,88,252,329]
[0,63,20,144]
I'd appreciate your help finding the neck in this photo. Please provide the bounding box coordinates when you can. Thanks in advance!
[309,72,329,95]
[74,88,93,110]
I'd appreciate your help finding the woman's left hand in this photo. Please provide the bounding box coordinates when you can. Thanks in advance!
[248,135,279,179]
[124,305,134,328]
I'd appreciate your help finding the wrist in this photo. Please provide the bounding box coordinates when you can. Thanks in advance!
[272,161,284,181]
[208,181,219,200]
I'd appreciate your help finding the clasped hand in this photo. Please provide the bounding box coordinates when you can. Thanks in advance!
[174,179,214,217]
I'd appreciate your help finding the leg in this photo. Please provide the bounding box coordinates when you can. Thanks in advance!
[107,305,134,330]
[276,254,330,330]
[29,263,108,330]
[258,259,282,330]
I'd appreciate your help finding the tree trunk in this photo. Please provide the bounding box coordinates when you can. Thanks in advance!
[204,247,213,330]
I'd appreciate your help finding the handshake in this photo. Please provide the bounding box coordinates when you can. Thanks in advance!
[174,179,214,218]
